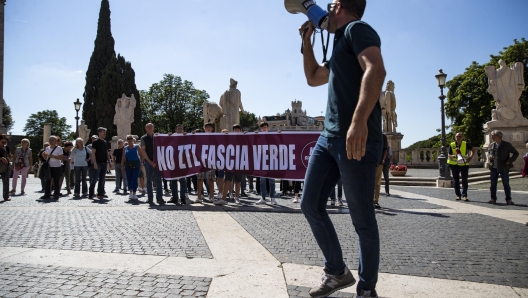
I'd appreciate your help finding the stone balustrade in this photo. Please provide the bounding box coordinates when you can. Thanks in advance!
[395,147,486,168]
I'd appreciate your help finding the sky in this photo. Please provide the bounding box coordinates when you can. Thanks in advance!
[4,0,528,148]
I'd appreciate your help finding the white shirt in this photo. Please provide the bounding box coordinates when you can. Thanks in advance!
[45,146,64,168]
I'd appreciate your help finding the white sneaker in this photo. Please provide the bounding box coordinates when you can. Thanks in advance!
[337,198,344,206]
[128,192,132,199]
[271,198,278,205]
[132,194,138,200]
[192,198,202,204]
[293,197,299,203]
[213,199,226,205]
[256,198,266,204]
[234,197,241,204]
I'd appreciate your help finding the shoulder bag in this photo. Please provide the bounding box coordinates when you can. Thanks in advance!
[39,146,58,181]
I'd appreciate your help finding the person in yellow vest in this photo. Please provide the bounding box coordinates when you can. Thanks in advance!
[447,132,476,201]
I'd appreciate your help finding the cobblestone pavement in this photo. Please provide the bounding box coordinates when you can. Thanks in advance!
[0,262,211,297]
[230,211,528,288]
[0,209,212,258]
[287,284,356,298]
[2,176,528,296]
[391,185,528,210]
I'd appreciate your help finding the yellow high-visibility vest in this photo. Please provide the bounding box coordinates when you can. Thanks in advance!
[448,141,469,166]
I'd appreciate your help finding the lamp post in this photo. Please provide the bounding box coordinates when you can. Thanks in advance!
[74,98,82,138]
[435,69,452,185]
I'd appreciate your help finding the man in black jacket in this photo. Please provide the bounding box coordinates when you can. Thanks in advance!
[487,130,519,205]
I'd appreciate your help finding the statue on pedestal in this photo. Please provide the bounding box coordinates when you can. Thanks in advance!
[485,60,528,126]
[219,78,245,130]
[379,80,398,133]
[113,93,136,138]
[78,120,91,142]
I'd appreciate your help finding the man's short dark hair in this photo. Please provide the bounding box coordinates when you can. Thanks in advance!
[232,124,241,130]
[340,0,366,19]
[259,121,269,128]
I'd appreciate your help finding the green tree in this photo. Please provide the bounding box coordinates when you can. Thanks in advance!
[23,110,71,161]
[82,0,115,136]
[445,38,528,146]
[141,74,209,133]
[240,111,258,131]
[95,54,141,139]
[2,99,14,133]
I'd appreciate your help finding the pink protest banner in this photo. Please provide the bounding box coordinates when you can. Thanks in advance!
[153,132,320,180]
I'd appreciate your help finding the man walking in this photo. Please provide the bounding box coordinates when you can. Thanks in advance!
[141,123,166,205]
[447,132,475,201]
[298,0,385,297]
[487,130,519,205]
[89,128,110,200]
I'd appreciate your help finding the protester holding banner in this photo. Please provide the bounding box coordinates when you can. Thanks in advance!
[194,123,216,204]
[256,122,277,205]
[168,124,188,205]
[297,2,386,296]
[122,135,143,200]
[141,123,166,205]
[216,124,244,205]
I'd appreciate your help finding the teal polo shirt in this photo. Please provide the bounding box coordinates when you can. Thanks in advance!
[322,20,383,142]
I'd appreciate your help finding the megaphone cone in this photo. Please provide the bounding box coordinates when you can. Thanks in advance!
[284,0,329,29]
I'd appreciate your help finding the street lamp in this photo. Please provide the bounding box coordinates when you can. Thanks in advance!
[74,98,82,138]
[435,69,452,184]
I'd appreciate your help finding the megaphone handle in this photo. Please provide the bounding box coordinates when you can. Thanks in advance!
[300,28,308,54]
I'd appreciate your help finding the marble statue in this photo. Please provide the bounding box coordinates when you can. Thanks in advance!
[113,93,136,138]
[78,120,91,142]
[379,80,397,133]
[219,78,245,130]
[485,60,528,125]
[203,101,223,132]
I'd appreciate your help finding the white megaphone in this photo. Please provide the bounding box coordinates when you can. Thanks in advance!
[284,0,329,29]
[455,148,466,164]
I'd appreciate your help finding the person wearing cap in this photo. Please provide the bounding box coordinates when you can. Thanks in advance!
[89,127,110,199]
[140,123,166,205]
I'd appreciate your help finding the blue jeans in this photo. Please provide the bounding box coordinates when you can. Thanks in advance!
[115,163,128,190]
[125,167,140,192]
[300,136,381,294]
[260,178,275,199]
[490,168,511,200]
[171,178,187,200]
[450,165,469,197]
[89,163,107,196]
[74,166,88,195]
[144,161,163,201]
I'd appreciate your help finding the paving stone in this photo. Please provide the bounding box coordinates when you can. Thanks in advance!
[230,211,528,289]
[0,209,212,259]
[0,262,211,298]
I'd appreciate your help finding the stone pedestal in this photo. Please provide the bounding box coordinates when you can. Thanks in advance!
[482,124,528,171]
[385,132,404,164]
[436,178,452,188]
[43,124,51,145]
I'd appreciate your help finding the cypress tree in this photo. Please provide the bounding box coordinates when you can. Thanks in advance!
[82,0,115,136]
[95,54,141,139]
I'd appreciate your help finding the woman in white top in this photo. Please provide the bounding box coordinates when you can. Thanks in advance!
[10,138,32,195]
